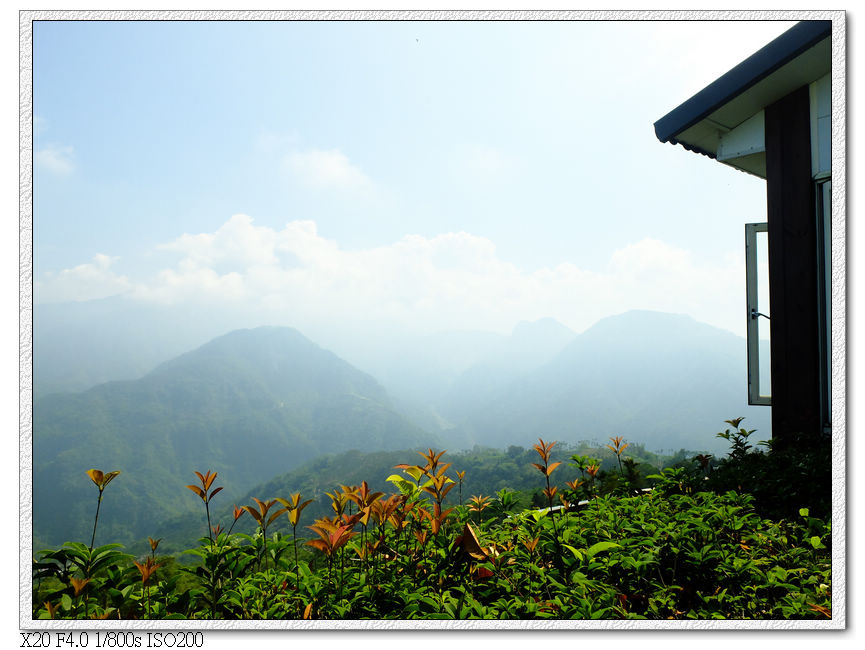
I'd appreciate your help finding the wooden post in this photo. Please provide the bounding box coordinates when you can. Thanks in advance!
[764,85,821,444]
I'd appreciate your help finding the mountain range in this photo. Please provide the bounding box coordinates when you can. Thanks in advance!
[33,327,433,547]
[433,310,769,451]
[31,309,770,548]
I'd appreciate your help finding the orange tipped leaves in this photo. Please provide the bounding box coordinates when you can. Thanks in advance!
[606,436,630,456]
[429,502,455,535]
[43,601,59,619]
[306,518,357,557]
[186,470,223,504]
[86,469,120,492]
[421,470,455,499]
[69,577,91,597]
[276,493,314,527]
[346,481,384,526]
[243,497,287,528]
[134,557,161,586]
[451,522,489,561]
[195,470,217,492]
[233,505,245,521]
[565,478,584,491]
[370,494,405,528]
[347,481,384,509]
[413,528,428,546]
[393,464,426,483]
[148,537,161,553]
[468,495,491,513]
[531,461,561,477]
[532,439,557,463]
[417,448,447,471]
[325,490,350,517]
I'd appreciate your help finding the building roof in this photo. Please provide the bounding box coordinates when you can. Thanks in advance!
[653,20,832,176]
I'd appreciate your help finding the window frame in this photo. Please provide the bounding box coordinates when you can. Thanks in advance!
[815,176,832,434]
[745,221,771,406]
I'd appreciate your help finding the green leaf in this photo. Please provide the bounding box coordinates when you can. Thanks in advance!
[586,541,620,560]
[61,593,73,611]
[799,508,810,517]
[810,536,825,549]
[563,544,584,563]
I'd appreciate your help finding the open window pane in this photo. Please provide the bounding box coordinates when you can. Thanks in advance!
[746,222,771,405]
[816,179,832,432]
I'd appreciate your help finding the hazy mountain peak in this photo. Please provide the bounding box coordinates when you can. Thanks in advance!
[33,325,436,547]
[511,317,574,340]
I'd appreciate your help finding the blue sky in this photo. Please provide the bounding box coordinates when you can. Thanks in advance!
[32,18,796,338]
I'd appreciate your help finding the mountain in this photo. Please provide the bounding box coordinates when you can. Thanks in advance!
[441,318,575,427]
[348,329,509,441]
[33,327,436,548]
[440,311,771,454]
[33,296,244,399]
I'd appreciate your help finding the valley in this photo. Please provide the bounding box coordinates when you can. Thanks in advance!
[31,307,771,550]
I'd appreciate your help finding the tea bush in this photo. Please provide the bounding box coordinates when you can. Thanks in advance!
[33,425,832,620]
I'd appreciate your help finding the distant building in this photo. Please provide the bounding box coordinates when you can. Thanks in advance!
[654,20,837,443]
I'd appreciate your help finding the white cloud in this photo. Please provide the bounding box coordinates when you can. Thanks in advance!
[38,216,746,338]
[116,216,744,337]
[36,254,131,303]
[158,214,282,270]
[35,144,75,175]
[281,149,373,192]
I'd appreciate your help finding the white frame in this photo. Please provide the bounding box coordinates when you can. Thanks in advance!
[745,222,771,405]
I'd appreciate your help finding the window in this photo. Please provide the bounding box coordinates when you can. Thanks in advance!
[745,222,771,405]
[816,178,831,433]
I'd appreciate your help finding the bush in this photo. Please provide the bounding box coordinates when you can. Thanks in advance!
[33,430,832,620]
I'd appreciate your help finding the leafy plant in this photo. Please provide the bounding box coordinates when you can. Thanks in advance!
[275,493,313,590]
[716,417,757,462]
[85,469,120,552]
[242,498,286,571]
[34,431,832,621]
[185,470,223,548]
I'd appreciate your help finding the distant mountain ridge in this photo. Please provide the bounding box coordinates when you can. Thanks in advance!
[440,317,576,431]
[436,310,770,453]
[33,326,435,547]
[32,310,771,549]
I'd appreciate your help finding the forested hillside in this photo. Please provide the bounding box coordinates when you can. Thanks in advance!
[33,327,435,547]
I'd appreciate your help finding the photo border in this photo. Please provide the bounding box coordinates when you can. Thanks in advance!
[19,8,847,632]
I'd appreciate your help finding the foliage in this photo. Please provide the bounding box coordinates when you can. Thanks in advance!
[706,421,832,522]
[33,327,435,550]
[33,425,832,621]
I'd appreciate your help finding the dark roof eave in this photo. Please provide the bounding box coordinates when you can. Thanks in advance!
[665,138,717,160]
[653,20,832,144]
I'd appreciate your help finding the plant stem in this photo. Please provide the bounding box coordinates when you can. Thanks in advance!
[205,500,214,549]
[292,523,300,591]
[89,492,103,553]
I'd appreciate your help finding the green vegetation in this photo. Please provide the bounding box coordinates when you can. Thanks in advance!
[33,421,832,620]
[33,327,436,549]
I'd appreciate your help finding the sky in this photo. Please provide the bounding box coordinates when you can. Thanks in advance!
[31,18,798,342]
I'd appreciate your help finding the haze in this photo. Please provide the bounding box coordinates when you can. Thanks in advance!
[32,19,794,369]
